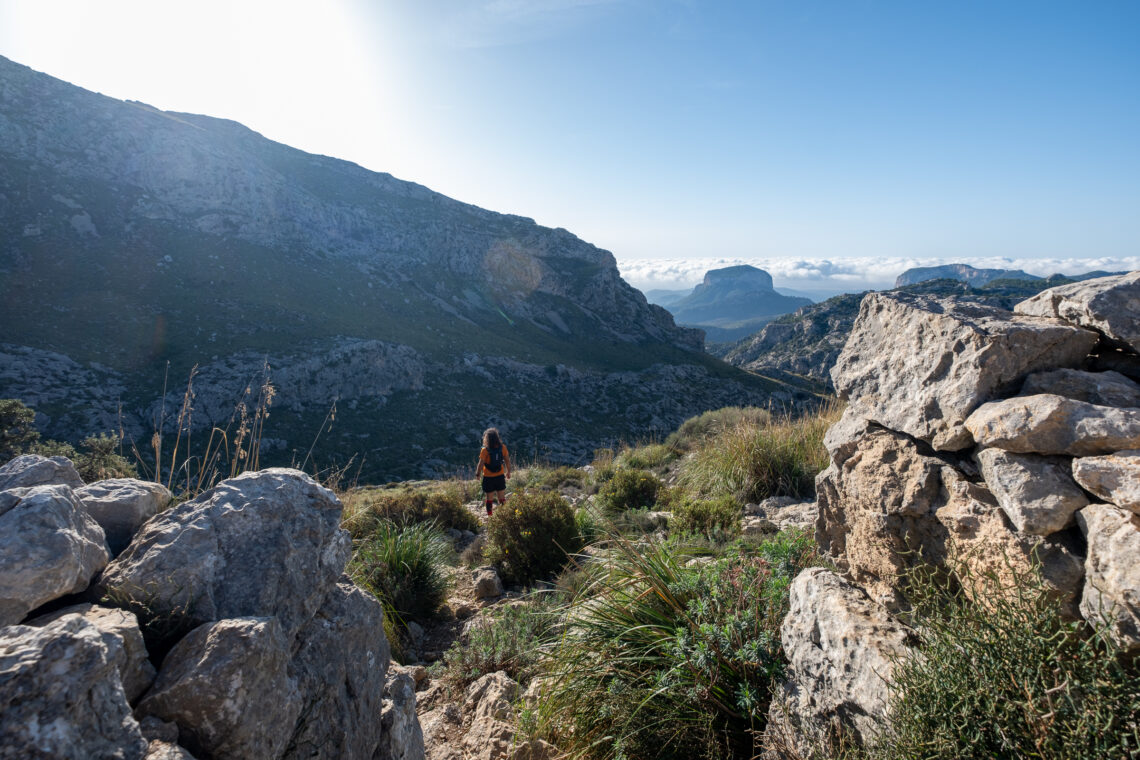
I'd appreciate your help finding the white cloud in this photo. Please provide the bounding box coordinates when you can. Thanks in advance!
[618,255,1140,296]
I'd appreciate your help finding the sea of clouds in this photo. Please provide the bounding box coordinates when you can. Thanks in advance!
[618,255,1140,299]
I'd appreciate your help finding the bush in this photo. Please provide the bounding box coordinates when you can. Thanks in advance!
[485,491,581,584]
[616,443,676,470]
[670,494,741,540]
[873,564,1140,760]
[0,398,38,463]
[342,483,478,538]
[439,597,556,689]
[665,406,772,452]
[73,433,138,482]
[595,468,661,513]
[519,465,586,491]
[535,531,823,760]
[348,521,453,621]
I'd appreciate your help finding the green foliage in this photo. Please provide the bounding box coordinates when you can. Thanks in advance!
[574,504,603,545]
[615,443,676,470]
[348,521,453,621]
[519,465,587,491]
[485,491,581,584]
[872,564,1140,760]
[670,494,741,541]
[665,406,772,452]
[342,482,478,538]
[439,597,557,689]
[74,433,138,482]
[30,438,79,459]
[535,530,823,760]
[595,468,662,513]
[0,398,38,463]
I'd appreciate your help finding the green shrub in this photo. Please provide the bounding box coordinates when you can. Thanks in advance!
[535,531,823,760]
[342,483,478,538]
[439,597,556,689]
[616,443,676,470]
[521,465,586,491]
[0,398,39,463]
[348,521,453,621]
[73,433,138,482]
[595,468,661,513]
[671,494,741,540]
[872,564,1140,760]
[574,504,602,545]
[485,491,581,584]
[665,406,772,452]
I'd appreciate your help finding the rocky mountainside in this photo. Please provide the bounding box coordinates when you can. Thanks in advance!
[663,265,811,343]
[894,263,1040,288]
[0,56,812,480]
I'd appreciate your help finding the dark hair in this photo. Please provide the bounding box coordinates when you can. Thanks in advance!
[483,427,502,449]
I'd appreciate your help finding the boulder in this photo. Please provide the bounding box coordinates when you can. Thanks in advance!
[815,426,948,608]
[462,672,519,760]
[136,616,301,760]
[744,497,818,532]
[145,741,198,760]
[975,448,1088,535]
[0,484,110,626]
[76,478,172,556]
[0,453,84,491]
[831,293,1096,450]
[1076,504,1140,653]
[98,469,350,640]
[472,566,504,600]
[1015,271,1140,353]
[374,665,426,760]
[1021,368,1140,408]
[283,580,394,760]
[0,615,148,759]
[28,603,156,703]
[769,568,914,751]
[935,468,1084,618]
[1072,451,1140,515]
[966,394,1140,456]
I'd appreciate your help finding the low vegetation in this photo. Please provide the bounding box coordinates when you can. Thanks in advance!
[347,521,453,621]
[341,481,478,538]
[595,468,662,513]
[485,491,582,584]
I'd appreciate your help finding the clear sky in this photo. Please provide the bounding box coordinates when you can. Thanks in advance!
[2,1,1138,292]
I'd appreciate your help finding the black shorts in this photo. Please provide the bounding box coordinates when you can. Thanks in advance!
[482,474,506,494]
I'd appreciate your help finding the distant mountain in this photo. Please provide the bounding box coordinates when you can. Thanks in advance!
[0,56,814,480]
[895,263,1039,288]
[644,288,691,307]
[664,265,812,343]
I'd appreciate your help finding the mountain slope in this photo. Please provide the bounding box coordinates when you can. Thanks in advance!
[0,56,813,480]
[664,265,812,343]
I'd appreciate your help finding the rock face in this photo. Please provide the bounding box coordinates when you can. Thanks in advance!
[1076,504,1140,652]
[831,293,1096,450]
[966,395,1140,456]
[1015,271,1140,353]
[99,468,350,639]
[0,484,110,626]
[0,453,84,490]
[1072,451,1140,515]
[895,263,1039,289]
[462,672,520,760]
[975,448,1089,535]
[376,666,426,760]
[76,478,172,556]
[1020,368,1140,408]
[0,614,149,759]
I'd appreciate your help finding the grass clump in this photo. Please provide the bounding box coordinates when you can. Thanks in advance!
[595,468,662,514]
[871,564,1140,760]
[342,482,478,538]
[670,494,741,541]
[438,597,557,690]
[348,521,453,621]
[665,406,772,452]
[518,465,586,491]
[535,530,823,760]
[615,443,676,470]
[486,491,582,584]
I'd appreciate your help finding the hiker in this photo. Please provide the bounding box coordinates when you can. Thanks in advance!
[475,427,510,516]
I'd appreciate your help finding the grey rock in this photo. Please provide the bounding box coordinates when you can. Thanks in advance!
[976,448,1089,535]
[137,616,301,760]
[1072,451,1140,515]
[28,604,156,703]
[745,498,817,532]
[966,394,1140,456]
[98,468,350,640]
[769,568,914,751]
[145,741,197,760]
[0,453,84,491]
[0,615,148,760]
[472,566,504,600]
[139,716,180,744]
[832,293,1096,450]
[0,484,110,626]
[1021,368,1140,408]
[1015,271,1140,353]
[375,665,426,760]
[76,478,172,556]
[462,672,519,760]
[1076,504,1140,652]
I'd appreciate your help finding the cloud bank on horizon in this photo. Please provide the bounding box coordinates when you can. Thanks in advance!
[617,256,1140,296]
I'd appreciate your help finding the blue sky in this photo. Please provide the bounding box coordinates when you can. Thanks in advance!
[1,1,1137,291]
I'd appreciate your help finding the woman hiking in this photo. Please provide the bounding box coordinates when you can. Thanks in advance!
[475,427,510,516]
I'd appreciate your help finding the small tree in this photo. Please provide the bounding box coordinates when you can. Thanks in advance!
[75,433,138,482]
[0,399,39,463]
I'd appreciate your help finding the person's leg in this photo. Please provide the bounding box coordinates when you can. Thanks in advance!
[482,478,494,515]
[495,489,507,507]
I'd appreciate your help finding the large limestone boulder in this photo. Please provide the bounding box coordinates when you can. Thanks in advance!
[831,293,1096,450]
[1021,368,1140,408]
[966,394,1140,456]
[98,468,350,639]
[136,616,301,760]
[76,478,172,556]
[375,665,426,760]
[1076,504,1140,653]
[975,448,1088,535]
[0,484,110,626]
[0,453,84,490]
[1015,271,1140,353]
[769,568,914,751]
[283,580,395,760]
[1072,451,1140,515]
[28,603,156,703]
[0,614,148,759]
